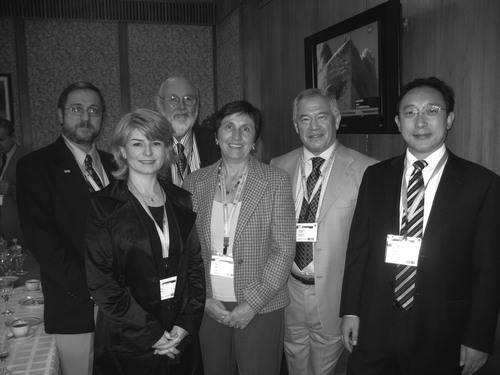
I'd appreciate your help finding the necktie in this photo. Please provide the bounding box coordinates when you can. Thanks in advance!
[295,157,325,270]
[177,143,189,176]
[0,154,6,177]
[84,154,104,191]
[394,160,427,310]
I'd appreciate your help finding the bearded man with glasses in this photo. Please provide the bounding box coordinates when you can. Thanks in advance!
[17,82,115,375]
[154,76,220,187]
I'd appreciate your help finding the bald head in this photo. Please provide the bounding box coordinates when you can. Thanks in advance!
[155,76,199,139]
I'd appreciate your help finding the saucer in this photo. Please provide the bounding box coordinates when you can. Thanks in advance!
[5,316,43,328]
[9,328,35,340]
[18,296,44,306]
[22,287,42,292]
[0,276,19,283]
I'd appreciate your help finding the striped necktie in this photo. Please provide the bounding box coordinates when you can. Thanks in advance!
[295,157,324,270]
[177,143,190,176]
[394,160,427,310]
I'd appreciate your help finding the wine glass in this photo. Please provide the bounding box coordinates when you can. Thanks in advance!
[0,254,9,277]
[14,250,28,276]
[0,280,14,316]
[0,341,10,374]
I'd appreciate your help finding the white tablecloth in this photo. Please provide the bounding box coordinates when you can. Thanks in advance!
[0,286,59,375]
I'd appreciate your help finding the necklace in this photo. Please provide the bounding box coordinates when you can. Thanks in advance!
[217,164,243,195]
[140,191,158,202]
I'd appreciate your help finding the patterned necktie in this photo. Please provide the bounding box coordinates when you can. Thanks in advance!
[0,154,6,177]
[177,143,189,176]
[295,157,325,270]
[84,154,104,191]
[394,160,427,310]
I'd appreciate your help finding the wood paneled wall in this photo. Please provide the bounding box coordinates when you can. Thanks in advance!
[245,0,500,175]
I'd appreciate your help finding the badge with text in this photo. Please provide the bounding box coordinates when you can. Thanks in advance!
[210,255,234,278]
[296,223,318,242]
[160,276,177,300]
[385,234,421,266]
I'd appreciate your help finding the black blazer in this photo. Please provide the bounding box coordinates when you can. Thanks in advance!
[85,179,205,374]
[193,125,220,168]
[16,135,115,334]
[340,150,500,373]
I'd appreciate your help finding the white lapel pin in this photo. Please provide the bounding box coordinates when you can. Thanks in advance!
[64,170,71,173]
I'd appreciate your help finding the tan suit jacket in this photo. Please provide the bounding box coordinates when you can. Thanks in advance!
[271,143,376,335]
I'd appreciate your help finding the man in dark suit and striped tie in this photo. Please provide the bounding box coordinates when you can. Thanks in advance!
[17,82,115,375]
[340,77,500,375]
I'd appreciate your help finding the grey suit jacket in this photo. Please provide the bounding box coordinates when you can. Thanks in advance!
[183,156,296,314]
[271,143,376,335]
[0,144,30,245]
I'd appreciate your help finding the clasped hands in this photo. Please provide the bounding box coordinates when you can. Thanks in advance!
[205,298,255,329]
[152,325,188,359]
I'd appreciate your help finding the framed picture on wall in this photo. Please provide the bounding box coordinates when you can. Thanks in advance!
[0,74,13,121]
[304,0,401,134]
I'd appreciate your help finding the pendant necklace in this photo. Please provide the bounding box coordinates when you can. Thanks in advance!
[217,164,243,195]
[140,191,158,202]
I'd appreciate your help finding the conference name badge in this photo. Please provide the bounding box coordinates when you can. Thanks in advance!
[385,234,421,266]
[210,255,234,278]
[160,276,177,300]
[296,223,318,242]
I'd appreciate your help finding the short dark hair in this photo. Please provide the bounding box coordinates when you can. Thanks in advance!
[0,117,14,136]
[57,82,106,113]
[213,100,263,141]
[397,77,455,113]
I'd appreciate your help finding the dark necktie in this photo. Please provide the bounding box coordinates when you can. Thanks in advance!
[0,154,6,177]
[394,160,427,310]
[177,143,189,176]
[295,157,325,270]
[84,154,104,191]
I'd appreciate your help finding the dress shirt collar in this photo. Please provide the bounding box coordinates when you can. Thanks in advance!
[405,143,447,176]
[302,138,338,165]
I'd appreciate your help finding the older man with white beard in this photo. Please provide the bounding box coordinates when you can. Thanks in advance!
[154,76,220,187]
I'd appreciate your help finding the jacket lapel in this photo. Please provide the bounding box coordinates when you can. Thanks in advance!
[234,157,268,244]
[318,144,354,222]
[384,154,405,232]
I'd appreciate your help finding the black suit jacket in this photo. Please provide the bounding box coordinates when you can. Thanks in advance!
[17,135,115,334]
[340,150,500,373]
[193,125,220,168]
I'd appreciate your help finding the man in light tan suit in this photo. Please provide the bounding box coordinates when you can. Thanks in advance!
[271,88,376,375]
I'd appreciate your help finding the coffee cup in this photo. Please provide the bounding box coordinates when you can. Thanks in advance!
[11,320,29,337]
[25,279,40,291]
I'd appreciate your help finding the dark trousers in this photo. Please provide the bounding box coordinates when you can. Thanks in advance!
[347,308,462,375]
[199,302,284,375]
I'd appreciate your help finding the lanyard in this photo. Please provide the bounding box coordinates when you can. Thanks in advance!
[401,152,448,234]
[220,162,249,255]
[128,181,170,258]
[297,143,338,221]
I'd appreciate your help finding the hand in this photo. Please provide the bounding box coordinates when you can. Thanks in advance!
[221,301,255,329]
[460,345,488,375]
[340,315,360,353]
[0,182,10,196]
[205,297,230,323]
[152,326,189,358]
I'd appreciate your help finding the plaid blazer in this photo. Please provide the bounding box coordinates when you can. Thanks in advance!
[183,156,296,314]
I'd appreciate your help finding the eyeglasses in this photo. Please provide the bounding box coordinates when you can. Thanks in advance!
[64,106,103,117]
[157,94,197,108]
[399,105,446,120]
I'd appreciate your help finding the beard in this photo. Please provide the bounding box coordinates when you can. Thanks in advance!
[62,121,100,145]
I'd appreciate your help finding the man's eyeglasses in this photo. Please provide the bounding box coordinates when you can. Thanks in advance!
[64,107,103,117]
[157,94,197,108]
[399,105,446,120]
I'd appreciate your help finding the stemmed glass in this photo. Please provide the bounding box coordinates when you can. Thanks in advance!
[0,341,10,374]
[0,254,9,277]
[14,250,28,276]
[0,280,14,316]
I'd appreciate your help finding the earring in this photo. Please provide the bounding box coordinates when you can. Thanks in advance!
[215,139,219,145]
[252,144,256,150]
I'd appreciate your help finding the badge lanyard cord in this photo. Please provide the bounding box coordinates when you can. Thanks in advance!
[401,152,448,238]
[220,162,249,255]
[128,181,170,258]
[297,143,338,223]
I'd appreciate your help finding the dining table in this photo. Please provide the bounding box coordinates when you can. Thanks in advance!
[0,258,60,375]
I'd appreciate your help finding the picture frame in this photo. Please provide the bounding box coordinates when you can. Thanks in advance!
[304,0,402,134]
[0,74,13,122]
